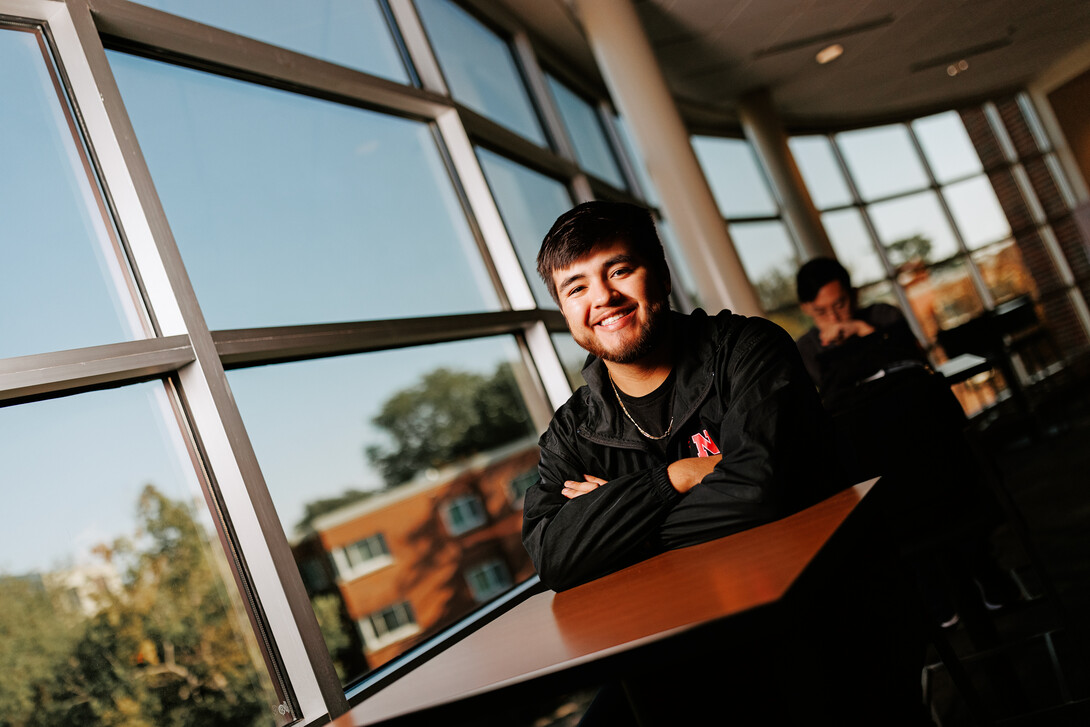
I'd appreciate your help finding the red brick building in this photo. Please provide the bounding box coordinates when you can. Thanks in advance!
[293,438,540,670]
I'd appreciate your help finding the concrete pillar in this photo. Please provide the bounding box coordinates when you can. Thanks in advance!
[571,0,763,316]
[738,88,836,262]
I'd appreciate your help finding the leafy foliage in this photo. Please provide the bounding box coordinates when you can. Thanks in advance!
[0,486,275,727]
[366,363,534,486]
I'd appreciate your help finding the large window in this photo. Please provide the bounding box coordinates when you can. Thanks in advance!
[1,29,142,359]
[692,136,805,334]
[128,0,410,83]
[0,383,281,726]
[108,52,499,328]
[414,0,547,146]
[788,108,1074,408]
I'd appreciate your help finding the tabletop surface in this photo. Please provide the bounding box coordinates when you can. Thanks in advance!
[334,478,877,726]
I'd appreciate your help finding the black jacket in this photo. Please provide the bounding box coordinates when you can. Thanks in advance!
[522,309,840,591]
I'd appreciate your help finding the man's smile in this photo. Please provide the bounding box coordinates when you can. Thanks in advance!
[594,307,636,329]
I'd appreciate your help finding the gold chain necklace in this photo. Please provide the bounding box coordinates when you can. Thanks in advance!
[607,372,673,440]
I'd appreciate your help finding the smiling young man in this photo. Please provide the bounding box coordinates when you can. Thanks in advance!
[521,201,839,591]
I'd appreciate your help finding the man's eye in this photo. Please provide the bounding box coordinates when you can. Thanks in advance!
[610,267,632,277]
[566,285,585,297]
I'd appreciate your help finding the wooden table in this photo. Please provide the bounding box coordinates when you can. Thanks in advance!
[333,479,886,726]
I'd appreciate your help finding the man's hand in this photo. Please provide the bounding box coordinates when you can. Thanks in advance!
[667,454,722,494]
[819,319,875,346]
[562,474,608,499]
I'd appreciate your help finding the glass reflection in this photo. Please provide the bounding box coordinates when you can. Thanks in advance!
[545,75,625,188]
[692,137,778,218]
[1,29,140,359]
[912,111,983,184]
[972,240,1037,304]
[942,176,1011,250]
[868,191,961,267]
[108,51,498,328]
[836,124,929,201]
[613,114,660,206]
[821,208,887,285]
[0,383,278,725]
[129,0,409,83]
[415,0,546,146]
[227,337,539,685]
[788,135,853,210]
[477,149,573,309]
[900,258,985,340]
[727,221,799,310]
[550,332,589,390]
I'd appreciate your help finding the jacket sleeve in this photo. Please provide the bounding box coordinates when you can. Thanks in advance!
[656,317,838,550]
[522,429,682,591]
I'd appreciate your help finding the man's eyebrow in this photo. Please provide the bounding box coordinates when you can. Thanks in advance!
[557,271,585,293]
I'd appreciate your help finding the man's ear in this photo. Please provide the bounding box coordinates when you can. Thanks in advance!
[799,301,814,320]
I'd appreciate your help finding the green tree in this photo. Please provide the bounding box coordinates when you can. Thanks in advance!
[0,576,85,727]
[366,363,533,486]
[38,486,274,727]
[886,234,933,268]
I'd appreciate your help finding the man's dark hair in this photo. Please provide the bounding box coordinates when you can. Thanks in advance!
[796,257,851,303]
[537,201,670,302]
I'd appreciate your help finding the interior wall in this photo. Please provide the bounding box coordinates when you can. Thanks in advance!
[1048,68,1090,191]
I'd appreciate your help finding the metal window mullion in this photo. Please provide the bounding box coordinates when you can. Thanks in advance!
[827,133,930,345]
[906,123,994,309]
[211,309,567,368]
[600,102,647,201]
[88,0,451,122]
[512,31,576,164]
[61,1,343,720]
[0,336,193,403]
[435,108,537,310]
[386,0,448,95]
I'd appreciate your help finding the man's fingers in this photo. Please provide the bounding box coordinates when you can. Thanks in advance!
[583,474,608,485]
[562,478,604,499]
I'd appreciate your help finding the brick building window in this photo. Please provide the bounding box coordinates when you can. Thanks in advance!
[332,533,392,581]
[358,601,419,653]
[465,559,512,603]
[442,495,486,535]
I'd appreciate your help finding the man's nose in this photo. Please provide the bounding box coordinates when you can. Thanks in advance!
[590,279,618,306]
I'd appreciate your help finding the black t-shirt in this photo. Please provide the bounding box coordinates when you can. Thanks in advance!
[614,369,676,457]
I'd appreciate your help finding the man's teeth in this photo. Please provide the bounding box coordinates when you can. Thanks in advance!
[599,312,626,325]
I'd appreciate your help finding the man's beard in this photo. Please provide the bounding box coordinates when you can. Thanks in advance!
[572,296,670,364]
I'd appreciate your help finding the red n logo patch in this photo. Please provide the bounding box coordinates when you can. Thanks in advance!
[691,429,720,457]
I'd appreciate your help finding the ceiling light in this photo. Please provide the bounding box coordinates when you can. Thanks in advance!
[816,44,844,64]
[947,59,970,76]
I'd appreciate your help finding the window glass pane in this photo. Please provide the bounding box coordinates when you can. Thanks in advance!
[129,0,409,83]
[942,176,1011,250]
[613,114,660,206]
[656,219,701,310]
[972,239,1037,304]
[727,221,798,310]
[820,208,887,286]
[108,52,498,328]
[868,191,960,267]
[0,383,279,725]
[836,124,930,201]
[545,75,625,188]
[227,337,540,682]
[692,137,778,218]
[1,29,140,359]
[857,279,900,310]
[912,111,983,183]
[551,332,588,390]
[901,258,985,340]
[415,0,546,146]
[477,148,572,309]
[788,135,853,210]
